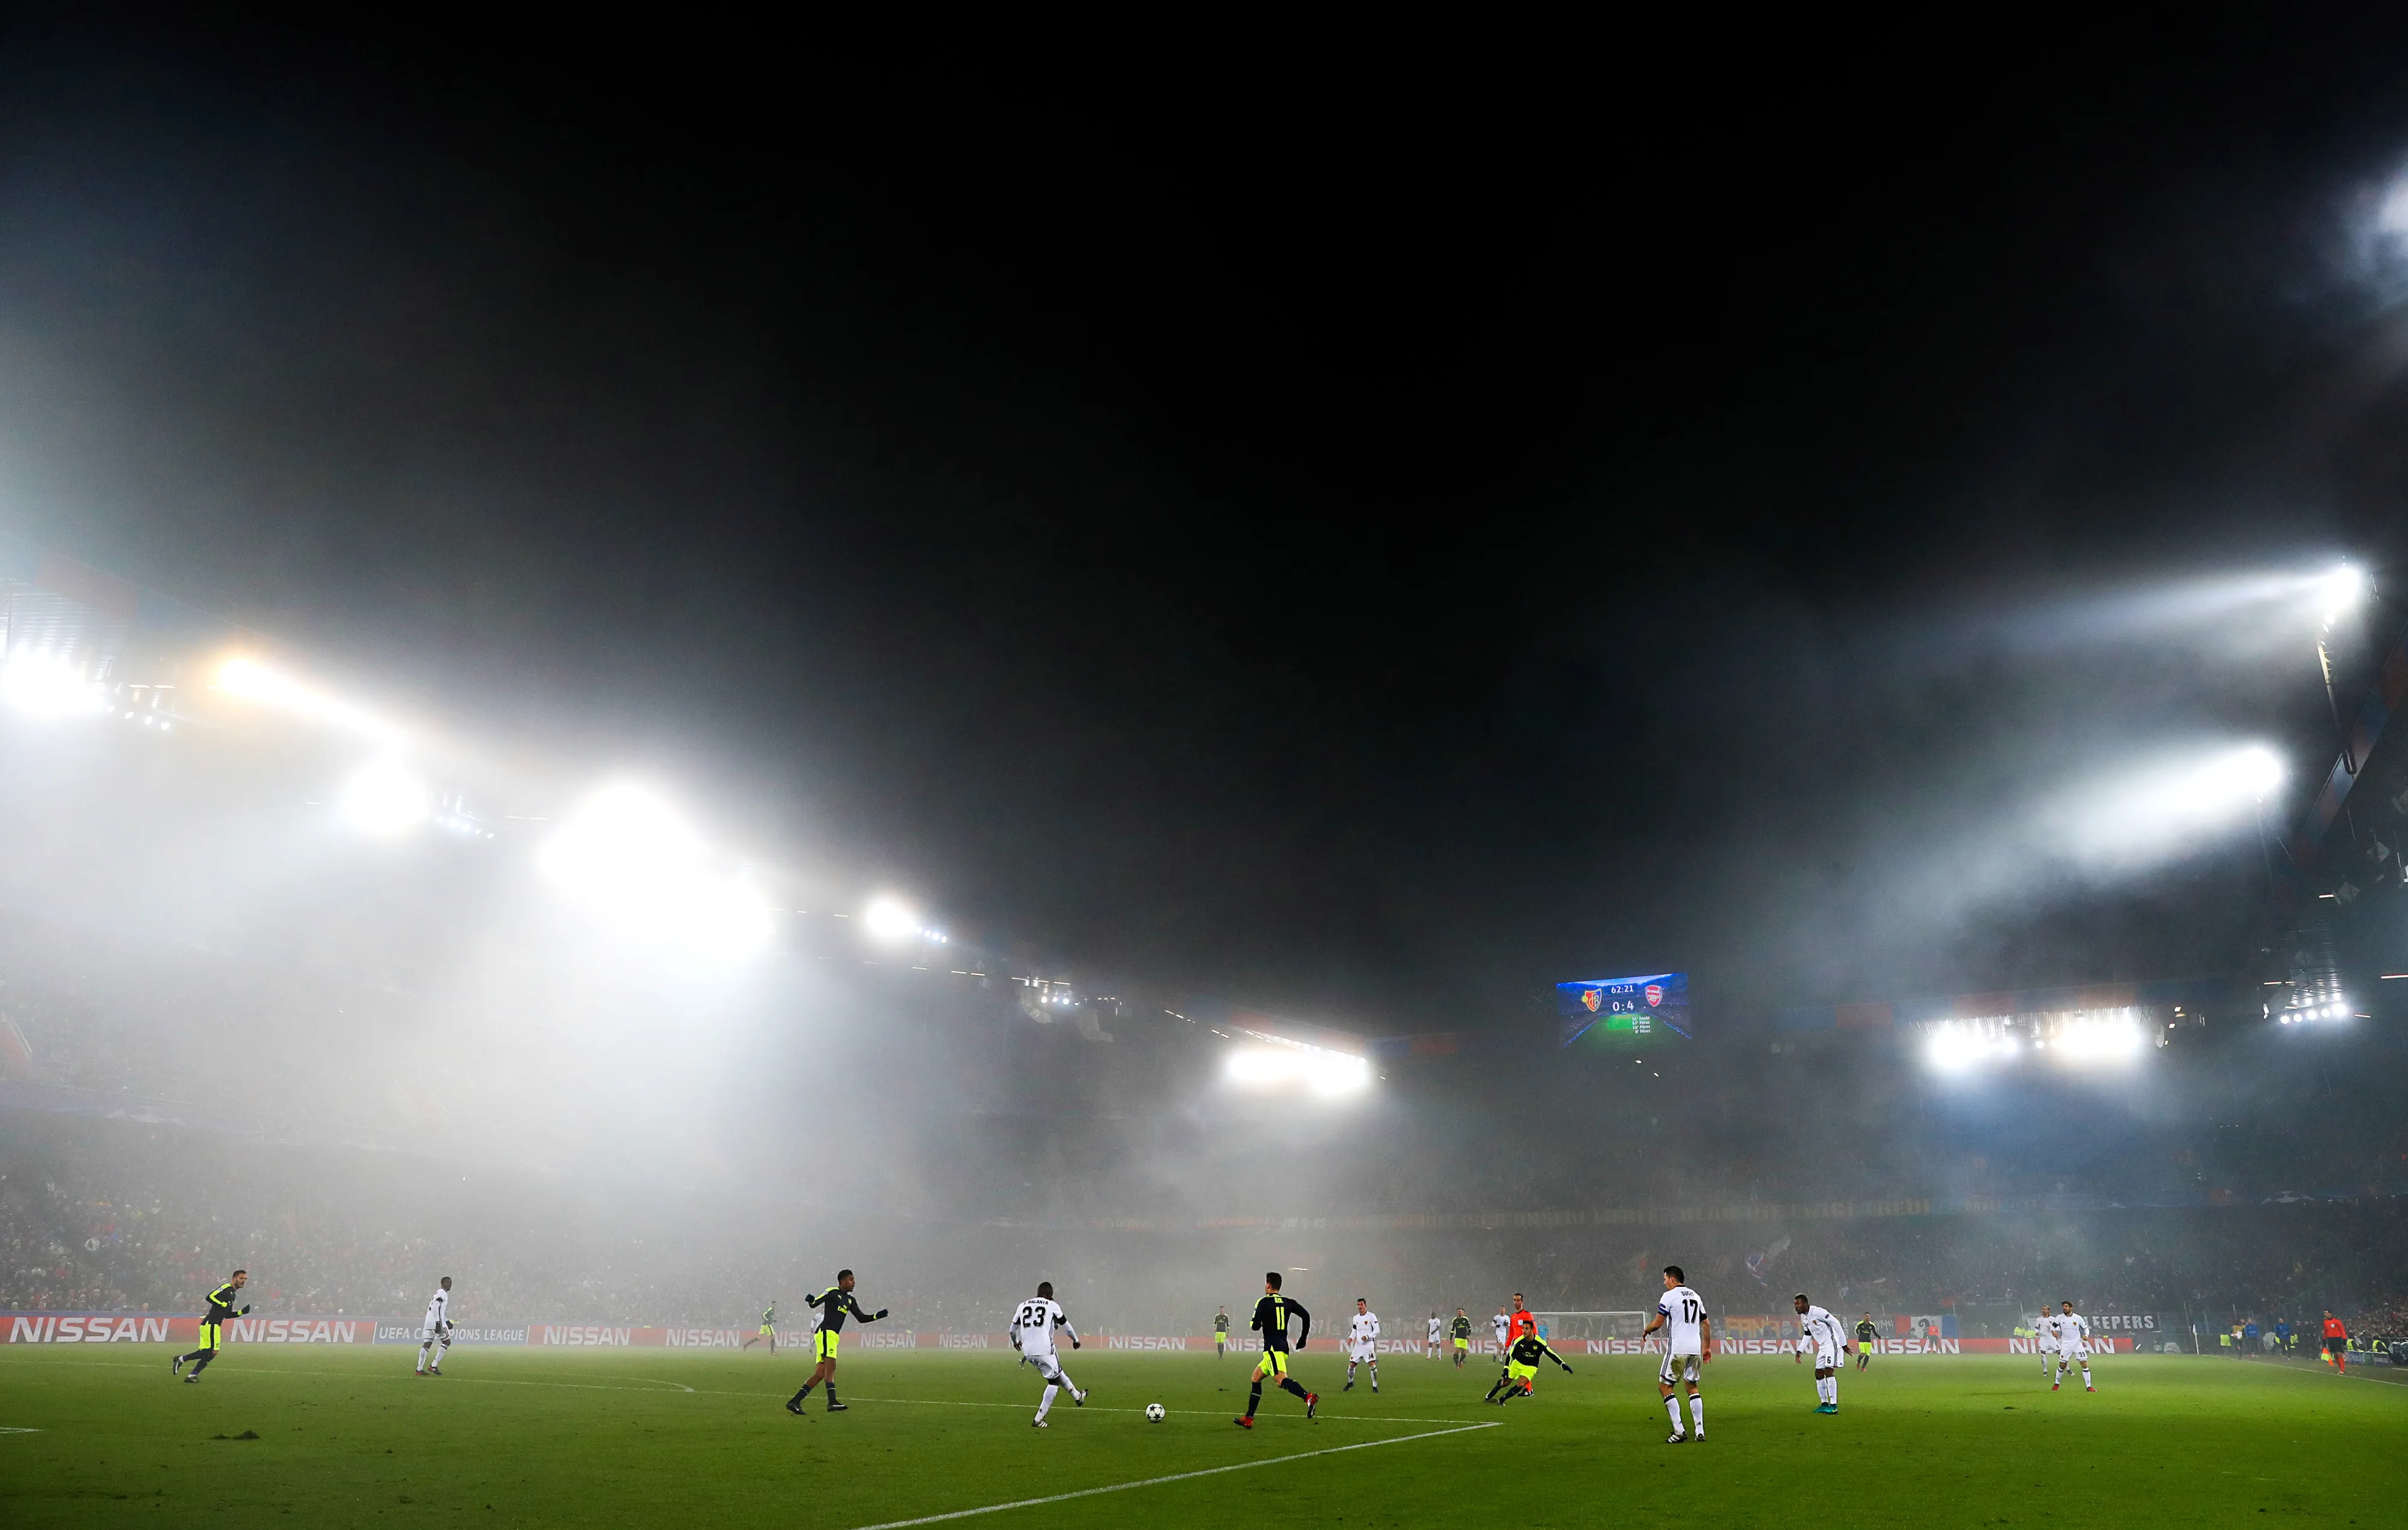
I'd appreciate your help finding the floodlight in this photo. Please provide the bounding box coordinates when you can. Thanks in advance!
[539,784,771,956]
[862,897,919,944]
[1224,1043,1371,1097]
[340,760,430,835]
[2320,564,2366,627]
[2167,746,2285,811]
[0,651,107,720]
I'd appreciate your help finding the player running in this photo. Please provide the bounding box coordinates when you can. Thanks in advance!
[1793,1293,1851,1413]
[1343,1298,1380,1392]
[2053,1301,2094,1392]
[1450,1309,1472,1368]
[2323,1310,2349,1372]
[1426,1311,1442,1358]
[743,1301,777,1351]
[1235,1272,1317,1428]
[1642,1265,1711,1443]
[783,1269,889,1416]
[416,1277,455,1376]
[1485,1329,1574,1402]
[1854,1313,1876,1370]
[170,1269,250,1383]
[1214,1306,1230,1356]
[1010,1281,1087,1427]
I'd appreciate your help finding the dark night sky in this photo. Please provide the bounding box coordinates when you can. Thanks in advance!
[7,19,2408,1029]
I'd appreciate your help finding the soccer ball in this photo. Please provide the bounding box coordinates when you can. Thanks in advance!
[1144,1403,1166,1422]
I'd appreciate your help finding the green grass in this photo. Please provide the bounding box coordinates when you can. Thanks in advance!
[0,1345,2398,1526]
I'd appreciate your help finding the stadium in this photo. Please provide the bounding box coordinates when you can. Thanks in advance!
[6,19,2408,1529]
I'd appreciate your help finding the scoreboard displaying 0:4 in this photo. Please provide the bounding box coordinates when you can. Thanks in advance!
[1557,973,1691,1047]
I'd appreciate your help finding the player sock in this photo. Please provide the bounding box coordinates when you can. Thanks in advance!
[1688,1393,1704,1432]
[1485,1375,1506,1401]
[1037,1384,1058,1422]
[1279,1377,1310,1401]
[825,1386,842,1408]
[1368,1363,1377,1390]
[792,1381,817,1404]
[1246,1380,1263,1417]
[1664,1396,1684,1435]
[1824,1378,1837,1407]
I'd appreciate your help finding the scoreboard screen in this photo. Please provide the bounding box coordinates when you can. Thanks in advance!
[1557,973,1691,1047]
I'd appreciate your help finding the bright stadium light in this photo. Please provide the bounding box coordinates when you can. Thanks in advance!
[2165,746,2285,813]
[1224,1042,1372,1097]
[2319,563,2366,628]
[539,784,772,956]
[216,656,401,743]
[863,897,919,945]
[340,760,430,835]
[1,651,107,720]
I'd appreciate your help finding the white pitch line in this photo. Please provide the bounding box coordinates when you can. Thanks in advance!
[851,1420,1501,1529]
[856,1396,1485,1425]
[0,1426,42,1434]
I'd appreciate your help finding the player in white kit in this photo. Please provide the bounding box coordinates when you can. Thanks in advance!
[1642,1265,1711,1443]
[415,1276,453,1376]
[1491,1307,1511,1355]
[1426,1311,1442,1358]
[2036,1307,2060,1377]
[1792,1293,1851,1413]
[1010,1281,1087,1426]
[2052,1300,2095,1392]
[1343,1299,1380,1392]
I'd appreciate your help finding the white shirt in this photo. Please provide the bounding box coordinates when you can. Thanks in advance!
[1427,1316,1443,1342]
[1656,1285,1707,1354]
[2058,1312,2090,1348]
[423,1287,450,1330]
[1799,1305,1845,1357]
[1348,1311,1379,1344]
[1492,1313,1510,1343]
[1010,1296,1077,1359]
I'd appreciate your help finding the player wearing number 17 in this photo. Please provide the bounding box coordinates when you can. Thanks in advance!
[1642,1266,1711,1443]
[1792,1293,1851,1413]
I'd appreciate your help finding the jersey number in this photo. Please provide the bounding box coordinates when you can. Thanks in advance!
[1681,1299,1702,1324]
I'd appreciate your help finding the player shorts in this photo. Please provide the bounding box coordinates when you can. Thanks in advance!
[1507,1360,1538,1386]
[759,1325,775,1337]
[1027,1351,1067,1383]
[2062,1345,2089,1362]
[1252,1349,1290,1380]
[1350,1342,1377,1363]
[1660,1351,1701,1386]
[2325,1338,2346,1356]
[420,1325,449,1346]
[1453,1337,1468,1350]
[815,1329,842,1362]
[1811,1343,1840,1370]
[196,1321,223,1352]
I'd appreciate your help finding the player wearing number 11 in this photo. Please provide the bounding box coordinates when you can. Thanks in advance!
[1642,1266,1711,1443]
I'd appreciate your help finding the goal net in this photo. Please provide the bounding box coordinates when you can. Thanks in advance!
[1528,1312,1650,1343]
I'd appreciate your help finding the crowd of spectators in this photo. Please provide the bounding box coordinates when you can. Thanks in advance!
[7,1111,2406,1340]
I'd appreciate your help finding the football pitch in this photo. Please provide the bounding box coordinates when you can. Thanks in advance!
[1,1346,2398,1527]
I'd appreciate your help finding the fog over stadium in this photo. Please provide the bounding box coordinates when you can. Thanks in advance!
[4,20,2408,1375]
